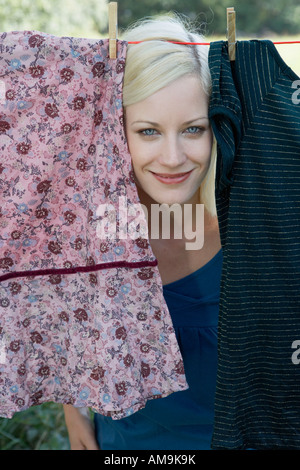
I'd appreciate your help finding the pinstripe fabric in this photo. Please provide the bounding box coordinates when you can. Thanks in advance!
[208,40,300,449]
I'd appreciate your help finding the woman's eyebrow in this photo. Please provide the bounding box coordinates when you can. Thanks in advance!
[184,117,209,124]
[130,117,209,126]
[131,120,160,126]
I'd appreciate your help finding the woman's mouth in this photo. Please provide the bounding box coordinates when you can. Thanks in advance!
[151,170,193,184]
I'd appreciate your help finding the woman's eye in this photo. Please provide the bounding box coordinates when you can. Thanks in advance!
[185,126,203,134]
[140,128,157,136]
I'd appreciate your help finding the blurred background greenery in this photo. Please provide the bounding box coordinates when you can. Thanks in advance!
[0,0,298,73]
[0,0,299,36]
[0,0,299,451]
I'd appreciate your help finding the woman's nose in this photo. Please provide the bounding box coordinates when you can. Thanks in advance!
[158,135,187,168]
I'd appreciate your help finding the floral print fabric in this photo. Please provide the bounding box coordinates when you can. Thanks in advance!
[0,31,188,419]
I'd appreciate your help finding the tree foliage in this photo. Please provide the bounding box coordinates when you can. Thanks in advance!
[0,0,108,37]
[0,0,299,37]
[118,0,300,36]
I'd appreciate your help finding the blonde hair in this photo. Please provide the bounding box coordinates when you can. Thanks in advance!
[121,15,217,217]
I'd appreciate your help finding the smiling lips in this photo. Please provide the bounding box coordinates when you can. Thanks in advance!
[151,169,193,184]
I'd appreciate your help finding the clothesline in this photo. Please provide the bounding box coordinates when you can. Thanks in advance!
[128,40,300,45]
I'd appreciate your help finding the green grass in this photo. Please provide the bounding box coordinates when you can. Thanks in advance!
[0,403,70,450]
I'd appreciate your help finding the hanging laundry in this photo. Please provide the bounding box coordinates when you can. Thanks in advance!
[0,31,188,419]
[208,40,300,449]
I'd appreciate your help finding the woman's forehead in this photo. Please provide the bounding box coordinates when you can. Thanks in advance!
[125,78,208,128]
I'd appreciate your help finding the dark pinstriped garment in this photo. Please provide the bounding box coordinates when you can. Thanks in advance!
[208,40,300,449]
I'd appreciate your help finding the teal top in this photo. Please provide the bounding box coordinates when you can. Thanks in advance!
[94,249,223,450]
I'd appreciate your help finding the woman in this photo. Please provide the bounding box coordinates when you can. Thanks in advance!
[63,15,222,450]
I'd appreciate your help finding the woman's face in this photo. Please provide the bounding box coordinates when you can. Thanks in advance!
[125,74,213,206]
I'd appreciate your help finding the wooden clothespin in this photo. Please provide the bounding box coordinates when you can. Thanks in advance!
[109,2,118,59]
[227,7,236,61]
